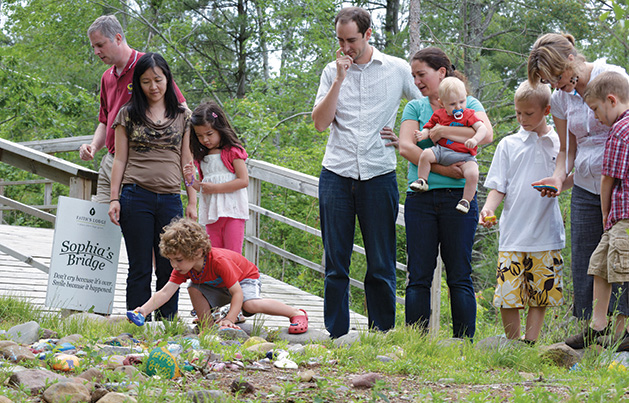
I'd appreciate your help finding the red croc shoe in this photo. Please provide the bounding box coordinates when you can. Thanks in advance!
[289,309,308,334]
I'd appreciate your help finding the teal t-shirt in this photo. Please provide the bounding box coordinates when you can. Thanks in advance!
[400,95,485,191]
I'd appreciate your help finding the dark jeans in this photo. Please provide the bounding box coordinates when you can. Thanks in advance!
[404,189,478,339]
[120,184,182,320]
[319,168,398,338]
[570,185,629,319]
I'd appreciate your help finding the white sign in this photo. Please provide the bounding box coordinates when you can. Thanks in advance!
[45,196,122,314]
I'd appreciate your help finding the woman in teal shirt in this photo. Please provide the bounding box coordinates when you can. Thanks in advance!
[399,47,494,339]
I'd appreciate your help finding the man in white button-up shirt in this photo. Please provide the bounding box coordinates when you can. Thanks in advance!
[312,6,421,338]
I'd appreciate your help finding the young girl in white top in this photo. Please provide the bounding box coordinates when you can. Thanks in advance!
[183,101,249,253]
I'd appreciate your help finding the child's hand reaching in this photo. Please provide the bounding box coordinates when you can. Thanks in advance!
[183,162,196,184]
[216,317,241,330]
[465,138,479,149]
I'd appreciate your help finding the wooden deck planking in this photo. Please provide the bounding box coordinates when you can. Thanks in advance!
[0,224,368,332]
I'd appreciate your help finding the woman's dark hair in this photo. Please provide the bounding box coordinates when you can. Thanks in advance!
[189,101,244,162]
[411,47,469,92]
[126,52,183,127]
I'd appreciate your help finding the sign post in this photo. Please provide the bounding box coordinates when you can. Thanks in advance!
[45,196,122,314]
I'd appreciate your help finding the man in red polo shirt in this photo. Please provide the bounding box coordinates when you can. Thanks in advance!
[80,15,186,203]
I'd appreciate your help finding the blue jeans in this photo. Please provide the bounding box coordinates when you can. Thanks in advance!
[404,189,478,339]
[119,184,183,320]
[570,185,629,319]
[319,168,398,338]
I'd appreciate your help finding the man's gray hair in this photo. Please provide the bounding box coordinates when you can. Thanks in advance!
[88,15,125,43]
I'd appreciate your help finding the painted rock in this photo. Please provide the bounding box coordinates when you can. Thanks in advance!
[145,346,181,379]
[52,354,80,371]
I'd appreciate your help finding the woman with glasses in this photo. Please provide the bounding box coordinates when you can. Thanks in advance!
[527,33,629,344]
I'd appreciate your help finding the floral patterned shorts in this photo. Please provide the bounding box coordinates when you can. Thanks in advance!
[493,250,564,309]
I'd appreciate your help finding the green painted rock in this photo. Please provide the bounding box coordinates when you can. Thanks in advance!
[145,347,181,379]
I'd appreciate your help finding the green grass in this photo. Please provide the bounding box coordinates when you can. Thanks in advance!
[1,294,627,402]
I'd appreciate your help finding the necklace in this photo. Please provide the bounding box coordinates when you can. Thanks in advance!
[188,255,207,282]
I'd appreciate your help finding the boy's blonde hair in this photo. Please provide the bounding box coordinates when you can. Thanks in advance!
[527,33,586,87]
[159,218,211,259]
[438,77,467,101]
[583,71,629,104]
[514,80,551,107]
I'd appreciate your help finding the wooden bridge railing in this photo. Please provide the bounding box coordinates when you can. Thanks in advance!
[0,136,444,334]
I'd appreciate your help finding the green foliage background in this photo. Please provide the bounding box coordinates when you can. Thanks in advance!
[1,0,628,328]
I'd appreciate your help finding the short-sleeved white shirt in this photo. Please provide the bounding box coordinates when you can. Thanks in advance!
[484,127,565,252]
[314,47,421,180]
[550,59,628,194]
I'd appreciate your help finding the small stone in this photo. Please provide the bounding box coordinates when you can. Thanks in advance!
[438,378,455,383]
[217,326,249,341]
[51,354,80,371]
[242,336,267,348]
[114,365,146,381]
[376,355,392,363]
[351,372,383,389]
[42,381,90,403]
[76,367,103,382]
[274,359,298,369]
[9,369,67,394]
[519,371,538,381]
[539,343,580,369]
[8,321,41,345]
[298,369,315,382]
[475,335,518,350]
[187,390,224,402]
[40,328,58,339]
[94,392,138,403]
[230,379,256,394]
[105,355,126,369]
[245,342,276,355]
[1,344,36,362]
[333,332,361,348]
[0,340,18,349]
[64,312,107,325]
[0,396,13,403]
[57,334,84,345]
[91,387,109,402]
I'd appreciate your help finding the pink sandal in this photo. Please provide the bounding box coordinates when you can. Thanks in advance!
[289,309,308,334]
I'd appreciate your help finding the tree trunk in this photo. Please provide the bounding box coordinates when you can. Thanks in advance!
[236,0,248,98]
[409,0,421,58]
[384,0,400,48]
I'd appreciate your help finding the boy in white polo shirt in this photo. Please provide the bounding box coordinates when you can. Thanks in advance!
[479,81,566,344]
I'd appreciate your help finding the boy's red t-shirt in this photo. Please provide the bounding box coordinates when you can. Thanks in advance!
[169,247,260,289]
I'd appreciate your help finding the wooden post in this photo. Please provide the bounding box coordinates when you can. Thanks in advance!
[428,256,443,337]
[0,178,3,224]
[245,176,261,265]
[68,177,92,200]
[44,181,52,207]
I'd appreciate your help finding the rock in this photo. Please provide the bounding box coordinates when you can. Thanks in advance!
[8,321,41,344]
[145,347,181,379]
[376,355,392,363]
[187,390,224,402]
[122,355,144,366]
[0,396,13,403]
[475,335,519,350]
[58,334,84,345]
[613,351,629,368]
[298,369,315,382]
[230,379,256,394]
[77,367,104,383]
[95,392,137,403]
[42,381,91,403]
[539,343,580,369]
[97,346,134,356]
[245,342,276,355]
[242,336,267,348]
[9,369,68,394]
[0,364,29,374]
[277,329,329,344]
[1,344,36,362]
[114,365,146,381]
[0,340,17,349]
[91,387,110,402]
[437,338,468,349]
[274,358,298,369]
[351,372,383,389]
[216,326,249,341]
[333,331,361,348]
[52,354,80,371]
[41,328,58,339]
[105,355,126,369]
